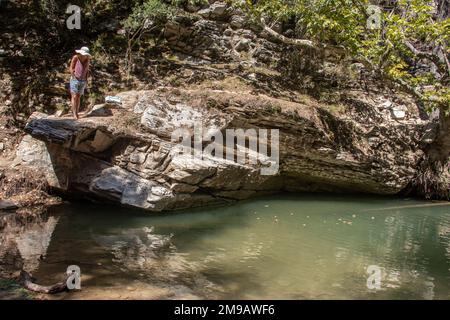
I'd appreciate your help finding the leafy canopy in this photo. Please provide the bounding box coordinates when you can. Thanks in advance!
[232,0,449,112]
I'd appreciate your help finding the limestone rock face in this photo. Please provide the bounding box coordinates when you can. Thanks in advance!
[16,87,433,212]
[198,2,230,21]
[163,9,276,64]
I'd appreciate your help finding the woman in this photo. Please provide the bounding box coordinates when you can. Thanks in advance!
[69,46,91,119]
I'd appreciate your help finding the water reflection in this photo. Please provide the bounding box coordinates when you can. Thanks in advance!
[0,213,59,277]
[1,195,450,299]
[91,226,216,297]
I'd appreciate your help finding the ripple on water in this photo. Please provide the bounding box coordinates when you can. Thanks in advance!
[4,195,450,299]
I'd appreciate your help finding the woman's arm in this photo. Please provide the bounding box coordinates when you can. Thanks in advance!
[85,60,90,87]
[69,55,77,77]
[86,60,90,79]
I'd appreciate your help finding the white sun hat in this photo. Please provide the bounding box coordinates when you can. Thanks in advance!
[75,46,91,57]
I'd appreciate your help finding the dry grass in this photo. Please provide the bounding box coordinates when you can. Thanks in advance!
[194,76,253,93]
[0,167,59,209]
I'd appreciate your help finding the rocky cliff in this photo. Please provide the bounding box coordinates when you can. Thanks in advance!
[5,1,449,212]
[16,86,440,212]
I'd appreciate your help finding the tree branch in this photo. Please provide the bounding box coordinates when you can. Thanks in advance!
[403,40,450,78]
[260,17,316,49]
[440,45,450,76]
[258,15,446,107]
[20,270,70,294]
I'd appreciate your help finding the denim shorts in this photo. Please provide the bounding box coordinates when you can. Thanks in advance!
[70,78,87,95]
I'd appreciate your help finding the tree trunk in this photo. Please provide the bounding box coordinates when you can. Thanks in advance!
[413,109,450,200]
[20,270,70,294]
[429,109,450,163]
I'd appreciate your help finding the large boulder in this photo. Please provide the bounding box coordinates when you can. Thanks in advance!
[15,87,434,212]
[198,2,231,21]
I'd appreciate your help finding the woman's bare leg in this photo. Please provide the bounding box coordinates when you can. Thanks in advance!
[70,92,78,119]
[74,94,81,119]
[70,92,80,119]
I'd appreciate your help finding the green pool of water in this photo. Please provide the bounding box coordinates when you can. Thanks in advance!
[7,194,450,299]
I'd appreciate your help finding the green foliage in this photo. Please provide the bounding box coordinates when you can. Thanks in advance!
[264,103,282,114]
[0,278,34,300]
[92,34,128,56]
[123,0,174,33]
[232,0,449,112]
[122,0,175,78]
[171,0,209,7]
[232,0,368,48]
